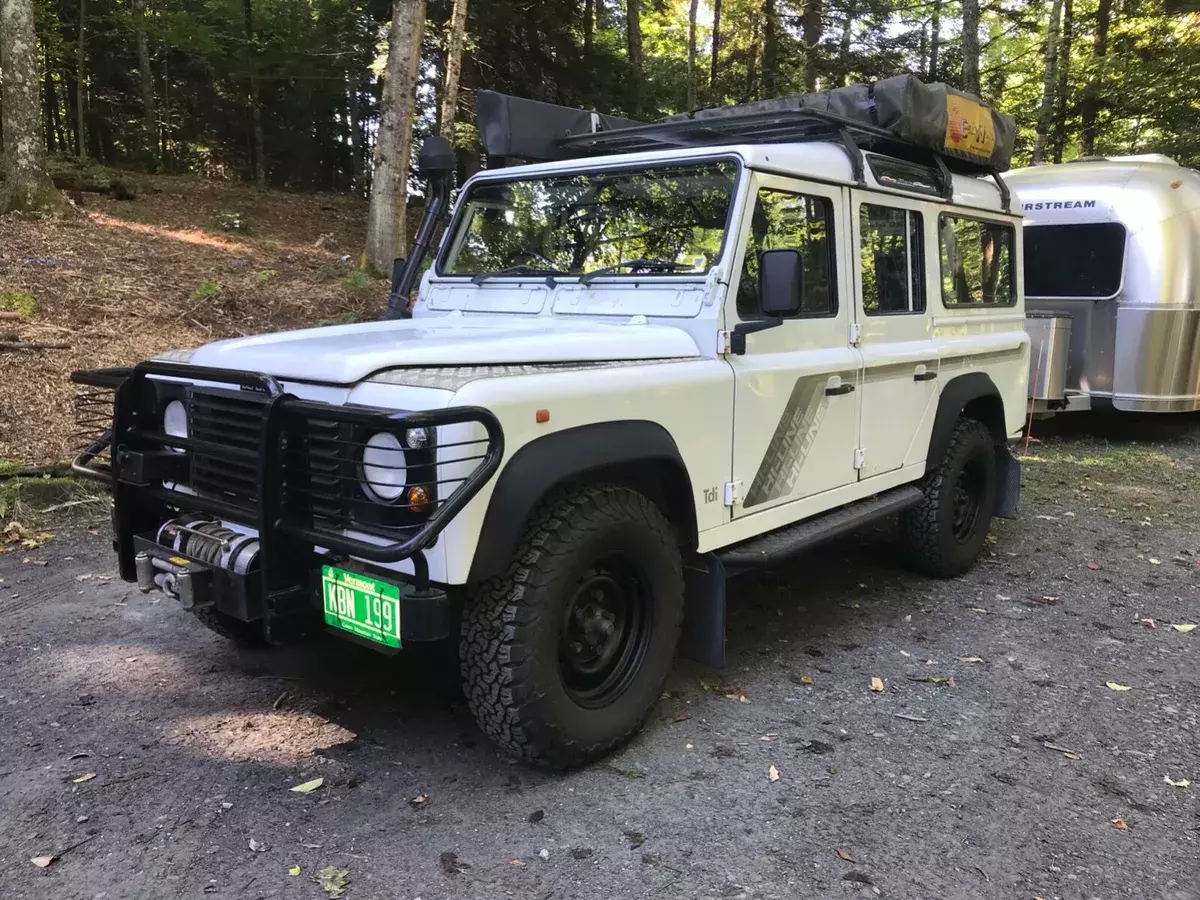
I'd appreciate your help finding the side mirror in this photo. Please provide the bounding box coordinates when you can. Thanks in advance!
[758,248,804,317]
[418,136,456,179]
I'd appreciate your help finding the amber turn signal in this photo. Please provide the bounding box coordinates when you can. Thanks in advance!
[407,484,431,513]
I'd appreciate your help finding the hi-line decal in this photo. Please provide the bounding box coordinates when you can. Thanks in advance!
[1023,200,1098,210]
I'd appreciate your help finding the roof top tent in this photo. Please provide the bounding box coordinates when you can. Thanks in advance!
[1006,156,1200,414]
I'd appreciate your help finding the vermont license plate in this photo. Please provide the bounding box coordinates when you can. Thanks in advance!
[321,565,402,648]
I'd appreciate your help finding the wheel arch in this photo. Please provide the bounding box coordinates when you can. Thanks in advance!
[466,421,698,583]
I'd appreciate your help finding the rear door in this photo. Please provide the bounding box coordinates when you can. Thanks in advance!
[728,173,862,518]
[850,191,940,478]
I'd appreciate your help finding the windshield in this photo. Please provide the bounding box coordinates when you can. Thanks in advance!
[440,160,739,278]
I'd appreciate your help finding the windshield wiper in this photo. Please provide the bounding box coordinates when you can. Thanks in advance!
[579,258,691,285]
[472,265,559,288]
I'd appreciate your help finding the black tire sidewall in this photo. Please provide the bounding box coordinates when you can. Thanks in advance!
[935,423,997,568]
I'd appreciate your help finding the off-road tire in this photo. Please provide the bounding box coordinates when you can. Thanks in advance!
[190,607,269,647]
[899,417,998,578]
[460,484,684,769]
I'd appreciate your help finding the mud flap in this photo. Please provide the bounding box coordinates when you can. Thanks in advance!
[994,443,1021,519]
[679,553,726,669]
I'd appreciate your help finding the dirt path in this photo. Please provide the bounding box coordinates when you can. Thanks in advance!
[1,418,1198,899]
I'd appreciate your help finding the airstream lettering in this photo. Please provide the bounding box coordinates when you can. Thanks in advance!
[1007,155,1200,414]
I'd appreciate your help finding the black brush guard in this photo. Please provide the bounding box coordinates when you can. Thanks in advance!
[71,362,504,642]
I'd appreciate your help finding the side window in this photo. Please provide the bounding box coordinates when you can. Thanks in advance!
[939,215,1016,307]
[859,204,925,315]
[737,189,836,319]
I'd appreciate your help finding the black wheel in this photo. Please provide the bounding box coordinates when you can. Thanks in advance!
[190,607,269,647]
[460,484,684,769]
[899,417,998,578]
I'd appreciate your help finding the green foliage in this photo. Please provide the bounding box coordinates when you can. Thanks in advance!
[214,210,248,232]
[343,270,371,291]
[256,269,278,282]
[317,311,362,326]
[0,290,37,318]
[193,281,223,300]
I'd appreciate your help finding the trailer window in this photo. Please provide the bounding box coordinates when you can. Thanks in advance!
[440,161,737,278]
[1024,223,1125,298]
[939,216,1016,307]
[736,189,836,319]
[859,204,925,314]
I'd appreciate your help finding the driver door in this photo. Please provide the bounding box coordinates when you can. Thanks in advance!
[728,174,862,519]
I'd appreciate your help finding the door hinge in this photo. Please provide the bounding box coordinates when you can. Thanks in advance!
[717,331,732,356]
[853,448,865,470]
[849,322,862,345]
[723,480,743,507]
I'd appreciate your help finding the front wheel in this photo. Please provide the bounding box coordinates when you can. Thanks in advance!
[899,417,998,578]
[460,485,684,769]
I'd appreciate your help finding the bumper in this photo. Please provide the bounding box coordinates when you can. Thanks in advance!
[73,361,503,643]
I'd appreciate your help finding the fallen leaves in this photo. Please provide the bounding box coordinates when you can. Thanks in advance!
[288,865,302,876]
[30,855,55,868]
[711,685,750,703]
[1105,682,1132,692]
[957,656,985,664]
[248,838,268,852]
[509,858,526,867]
[1170,623,1197,633]
[1164,775,1191,788]
[408,793,429,807]
[2,522,53,551]
[835,848,856,863]
[71,773,96,784]
[794,673,814,685]
[915,675,955,687]
[289,777,324,793]
[870,677,885,693]
[768,764,780,782]
[317,865,351,898]
[1110,817,1129,831]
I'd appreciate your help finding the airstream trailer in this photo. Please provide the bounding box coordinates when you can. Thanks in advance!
[1006,156,1200,413]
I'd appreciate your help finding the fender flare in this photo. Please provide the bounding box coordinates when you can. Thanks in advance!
[467,420,697,583]
[926,372,1007,469]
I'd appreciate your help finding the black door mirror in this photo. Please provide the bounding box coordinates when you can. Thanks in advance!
[758,248,804,317]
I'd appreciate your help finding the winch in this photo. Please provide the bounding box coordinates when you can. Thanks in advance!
[134,515,260,610]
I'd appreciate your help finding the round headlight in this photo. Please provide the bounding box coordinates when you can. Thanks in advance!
[163,400,188,451]
[361,432,406,501]
[405,426,430,450]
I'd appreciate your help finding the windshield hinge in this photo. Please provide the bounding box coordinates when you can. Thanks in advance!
[723,480,742,507]
[853,448,865,470]
[849,321,862,345]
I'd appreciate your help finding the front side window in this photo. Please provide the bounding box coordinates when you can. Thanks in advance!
[440,161,737,277]
[1023,222,1126,298]
[736,188,836,319]
[860,204,925,315]
[939,215,1016,307]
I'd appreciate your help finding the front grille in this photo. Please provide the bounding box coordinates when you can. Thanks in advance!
[299,417,348,525]
[189,389,266,511]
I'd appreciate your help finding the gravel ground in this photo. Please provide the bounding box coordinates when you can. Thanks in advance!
[1,417,1198,900]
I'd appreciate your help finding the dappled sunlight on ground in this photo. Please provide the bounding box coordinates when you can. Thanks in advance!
[169,710,357,767]
[87,211,255,254]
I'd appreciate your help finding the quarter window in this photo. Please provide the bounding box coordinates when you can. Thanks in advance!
[860,204,925,315]
[737,189,836,319]
[1023,223,1125,298]
[939,216,1016,307]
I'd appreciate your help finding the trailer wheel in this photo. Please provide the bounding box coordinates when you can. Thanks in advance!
[460,484,684,769]
[190,607,269,647]
[899,417,998,578]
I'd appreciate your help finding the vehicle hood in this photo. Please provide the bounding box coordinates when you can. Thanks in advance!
[187,315,701,384]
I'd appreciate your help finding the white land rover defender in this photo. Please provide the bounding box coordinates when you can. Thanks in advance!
[73,76,1028,768]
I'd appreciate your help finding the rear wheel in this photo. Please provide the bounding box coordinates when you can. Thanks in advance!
[899,417,998,578]
[460,484,684,769]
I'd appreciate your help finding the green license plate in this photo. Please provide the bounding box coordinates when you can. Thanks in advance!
[321,565,402,648]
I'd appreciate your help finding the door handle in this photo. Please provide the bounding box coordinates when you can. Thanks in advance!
[825,383,855,396]
[913,371,938,382]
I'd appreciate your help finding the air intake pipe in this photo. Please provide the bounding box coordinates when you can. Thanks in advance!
[383,136,456,320]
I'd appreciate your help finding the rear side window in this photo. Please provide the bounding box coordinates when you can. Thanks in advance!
[860,204,925,315]
[1024,223,1126,298]
[939,215,1016,307]
[737,188,836,319]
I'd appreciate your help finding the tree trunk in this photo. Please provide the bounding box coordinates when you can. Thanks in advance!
[583,0,594,57]
[364,0,426,274]
[746,13,762,101]
[1078,0,1110,157]
[626,0,643,113]
[1052,0,1073,163]
[709,0,722,100]
[133,0,156,164]
[960,0,980,95]
[1,0,71,215]
[42,65,57,153]
[839,0,856,86]
[928,0,941,81]
[76,0,86,160]
[243,0,265,186]
[687,0,698,109]
[348,72,363,190]
[802,0,822,92]
[918,25,928,83]
[439,0,468,140]
[762,0,778,97]
[1032,0,1062,164]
